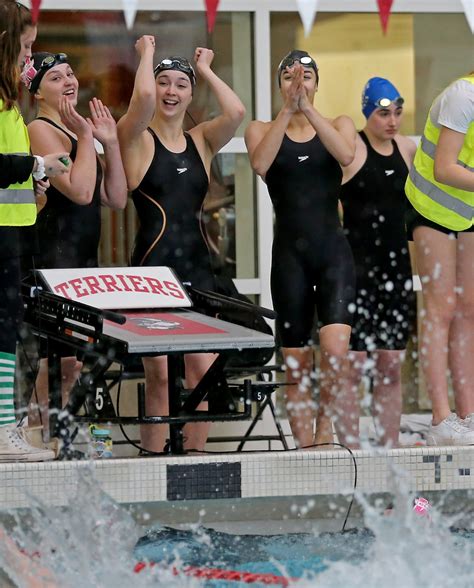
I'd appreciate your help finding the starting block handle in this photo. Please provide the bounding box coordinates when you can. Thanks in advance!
[102,308,127,325]
[187,286,277,320]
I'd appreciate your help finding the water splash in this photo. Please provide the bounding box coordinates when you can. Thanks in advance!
[0,467,472,588]
[0,467,199,588]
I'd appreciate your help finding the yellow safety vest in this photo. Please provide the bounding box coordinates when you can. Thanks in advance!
[405,76,474,231]
[0,101,36,226]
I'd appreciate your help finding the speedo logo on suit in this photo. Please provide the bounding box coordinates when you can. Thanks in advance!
[177,168,188,174]
[298,156,309,163]
[384,170,395,176]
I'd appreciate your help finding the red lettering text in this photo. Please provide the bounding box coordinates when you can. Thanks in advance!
[116,274,133,292]
[54,282,71,299]
[69,278,88,298]
[98,274,123,293]
[83,276,106,295]
[164,280,185,299]
[143,277,169,296]
[127,275,149,293]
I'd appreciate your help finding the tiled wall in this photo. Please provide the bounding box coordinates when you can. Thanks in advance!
[1,447,473,510]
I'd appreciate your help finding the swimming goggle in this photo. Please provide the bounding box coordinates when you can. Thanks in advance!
[278,55,318,72]
[154,58,196,85]
[38,53,68,70]
[373,96,405,109]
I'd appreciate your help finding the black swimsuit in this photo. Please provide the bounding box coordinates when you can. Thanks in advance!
[340,131,416,351]
[34,118,102,269]
[266,133,355,348]
[131,128,215,290]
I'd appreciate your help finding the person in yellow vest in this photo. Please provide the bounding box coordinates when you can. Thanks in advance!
[405,72,474,446]
[0,0,68,462]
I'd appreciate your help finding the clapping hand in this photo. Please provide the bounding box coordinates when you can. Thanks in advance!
[59,96,92,139]
[284,63,305,113]
[86,98,118,146]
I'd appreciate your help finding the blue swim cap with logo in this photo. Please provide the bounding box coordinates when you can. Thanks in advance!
[362,77,404,119]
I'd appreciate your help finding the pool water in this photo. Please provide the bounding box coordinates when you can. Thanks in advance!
[134,524,474,587]
[1,471,473,588]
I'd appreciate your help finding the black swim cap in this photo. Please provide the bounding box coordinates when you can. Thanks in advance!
[277,50,319,87]
[153,56,196,86]
[23,52,69,94]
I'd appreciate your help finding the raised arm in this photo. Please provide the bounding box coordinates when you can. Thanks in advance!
[192,48,245,156]
[245,68,301,178]
[117,35,156,145]
[298,69,356,166]
[28,97,97,205]
[87,98,127,209]
[434,126,474,192]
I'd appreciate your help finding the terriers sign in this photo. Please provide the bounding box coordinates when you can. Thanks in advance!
[37,267,191,310]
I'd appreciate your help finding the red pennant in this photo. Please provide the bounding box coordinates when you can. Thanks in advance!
[30,0,42,24]
[377,0,394,34]
[205,0,220,33]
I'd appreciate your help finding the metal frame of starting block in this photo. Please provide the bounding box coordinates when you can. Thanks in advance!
[22,267,277,456]
[80,363,289,453]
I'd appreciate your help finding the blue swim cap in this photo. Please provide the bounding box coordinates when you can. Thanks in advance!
[362,77,404,119]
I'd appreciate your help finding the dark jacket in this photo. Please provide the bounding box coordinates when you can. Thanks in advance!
[0,153,35,189]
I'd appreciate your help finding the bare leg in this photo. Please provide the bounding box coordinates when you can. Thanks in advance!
[336,350,366,448]
[372,349,404,447]
[28,357,83,440]
[317,324,353,446]
[282,346,315,448]
[140,353,217,453]
[449,233,474,417]
[140,356,168,453]
[414,227,456,424]
[182,353,217,451]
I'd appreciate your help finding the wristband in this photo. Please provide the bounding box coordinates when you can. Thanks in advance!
[32,155,46,180]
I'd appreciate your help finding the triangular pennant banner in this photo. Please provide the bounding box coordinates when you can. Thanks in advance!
[30,0,42,24]
[122,0,138,31]
[205,0,220,33]
[377,0,394,35]
[296,0,319,37]
[460,0,474,33]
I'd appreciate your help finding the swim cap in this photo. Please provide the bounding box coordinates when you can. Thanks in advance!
[277,50,319,87]
[362,77,404,119]
[22,52,69,94]
[154,56,196,86]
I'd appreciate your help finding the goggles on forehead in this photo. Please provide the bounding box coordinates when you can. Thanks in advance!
[278,54,318,72]
[23,53,69,94]
[39,53,68,70]
[374,96,404,109]
[154,58,196,85]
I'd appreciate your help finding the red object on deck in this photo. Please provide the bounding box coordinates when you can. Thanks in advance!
[134,560,294,585]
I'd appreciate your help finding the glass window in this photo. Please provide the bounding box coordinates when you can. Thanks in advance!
[270,12,472,135]
[205,153,257,280]
[21,10,256,279]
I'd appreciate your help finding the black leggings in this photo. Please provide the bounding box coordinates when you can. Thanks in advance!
[0,256,22,354]
[271,227,355,348]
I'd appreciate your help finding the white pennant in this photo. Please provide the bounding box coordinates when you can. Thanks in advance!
[122,0,138,31]
[296,0,319,37]
[460,0,474,33]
